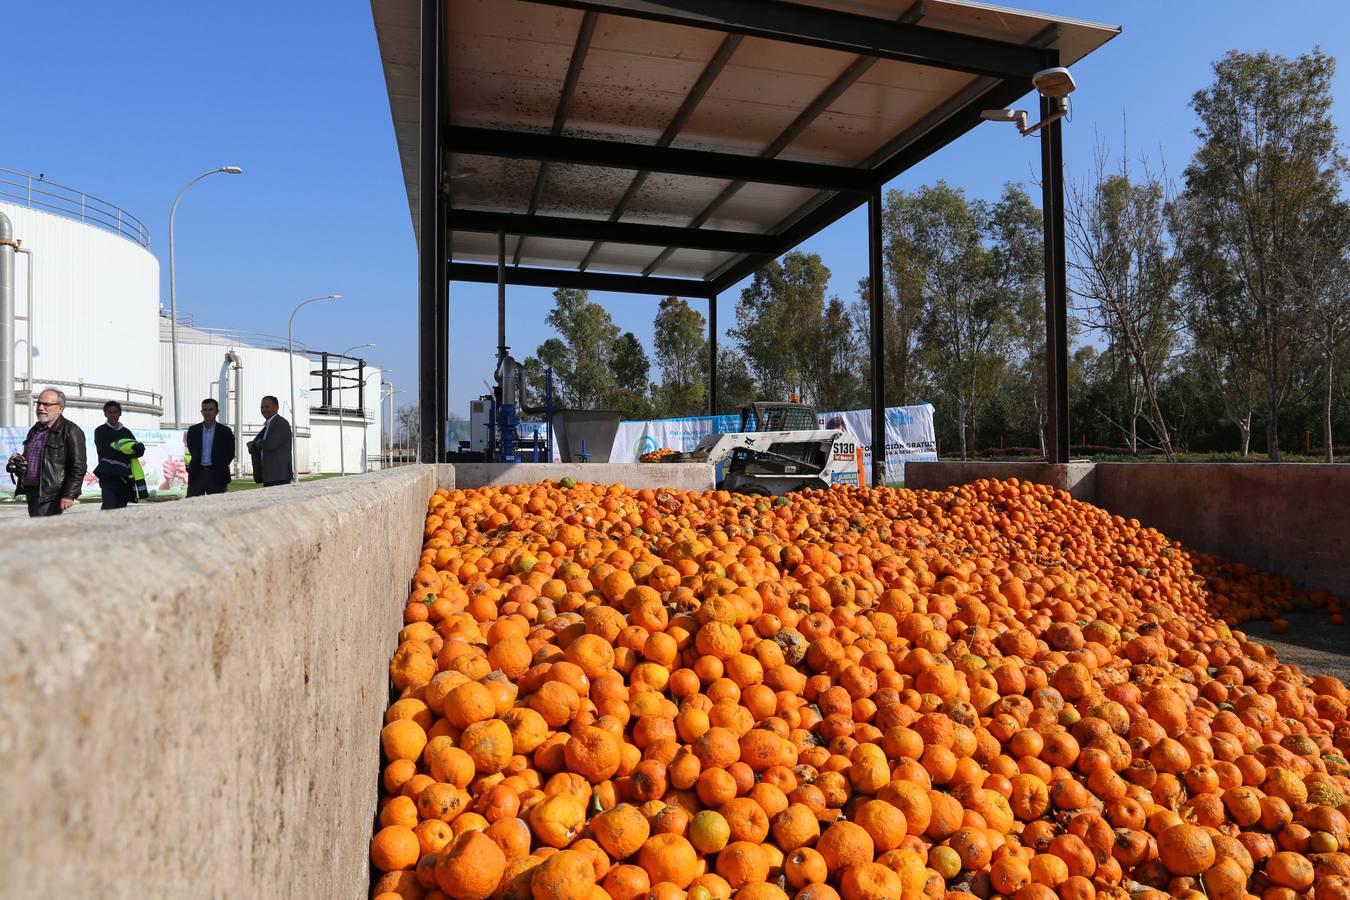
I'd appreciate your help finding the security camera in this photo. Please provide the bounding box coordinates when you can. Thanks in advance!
[981,108,1029,131]
[1032,67,1075,99]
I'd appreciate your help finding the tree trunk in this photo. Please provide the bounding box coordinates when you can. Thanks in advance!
[1326,348,1336,464]
[958,401,968,461]
[1266,380,1281,462]
[1239,412,1251,457]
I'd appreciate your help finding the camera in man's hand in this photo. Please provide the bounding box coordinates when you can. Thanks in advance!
[6,453,27,481]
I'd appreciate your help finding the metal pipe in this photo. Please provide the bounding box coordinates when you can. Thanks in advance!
[0,211,14,425]
[225,351,243,478]
[497,230,507,364]
[868,187,886,486]
[15,245,33,426]
[287,294,340,481]
[168,166,243,428]
[336,343,375,476]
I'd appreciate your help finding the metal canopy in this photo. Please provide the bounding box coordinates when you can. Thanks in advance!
[371,0,1119,463]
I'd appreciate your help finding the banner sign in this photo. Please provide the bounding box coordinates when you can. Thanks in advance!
[1,426,190,500]
[610,404,937,484]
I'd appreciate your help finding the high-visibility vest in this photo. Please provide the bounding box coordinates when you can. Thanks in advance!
[110,437,149,500]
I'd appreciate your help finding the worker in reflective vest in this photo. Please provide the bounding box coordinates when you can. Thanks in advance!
[110,437,150,501]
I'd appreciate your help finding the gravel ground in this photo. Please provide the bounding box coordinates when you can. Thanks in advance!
[1239,611,1350,683]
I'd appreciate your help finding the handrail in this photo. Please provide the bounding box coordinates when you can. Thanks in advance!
[16,376,162,407]
[0,167,151,248]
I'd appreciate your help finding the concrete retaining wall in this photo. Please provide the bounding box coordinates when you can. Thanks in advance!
[0,466,437,899]
[903,460,1350,598]
[1094,463,1350,600]
[450,462,715,491]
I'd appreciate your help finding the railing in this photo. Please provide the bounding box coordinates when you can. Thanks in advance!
[0,167,151,248]
[157,313,310,353]
[17,377,163,411]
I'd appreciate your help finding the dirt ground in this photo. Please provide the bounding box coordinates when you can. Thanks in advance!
[1239,611,1350,683]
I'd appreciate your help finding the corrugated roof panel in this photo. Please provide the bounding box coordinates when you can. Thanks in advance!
[447,0,582,131]
[621,173,738,229]
[673,37,862,159]
[701,182,824,235]
[447,154,542,214]
[785,59,982,166]
[537,162,637,220]
[561,15,729,145]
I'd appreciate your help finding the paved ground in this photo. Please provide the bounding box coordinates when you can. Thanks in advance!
[1240,612,1350,682]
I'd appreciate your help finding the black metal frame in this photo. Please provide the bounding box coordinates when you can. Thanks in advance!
[417,0,1087,465]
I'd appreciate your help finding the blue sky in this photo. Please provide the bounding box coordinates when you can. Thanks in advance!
[7,1,1350,417]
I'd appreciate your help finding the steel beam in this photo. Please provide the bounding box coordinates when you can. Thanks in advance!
[868,187,885,487]
[449,262,715,298]
[1040,92,1070,464]
[708,294,718,415]
[519,0,1044,79]
[417,0,446,463]
[451,210,775,255]
[448,126,873,193]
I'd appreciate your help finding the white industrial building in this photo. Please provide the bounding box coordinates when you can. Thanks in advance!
[158,320,383,476]
[1,167,383,475]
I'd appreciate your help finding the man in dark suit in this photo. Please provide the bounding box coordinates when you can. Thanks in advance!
[186,398,236,497]
[246,394,293,486]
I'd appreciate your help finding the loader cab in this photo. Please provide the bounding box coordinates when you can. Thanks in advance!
[739,402,819,433]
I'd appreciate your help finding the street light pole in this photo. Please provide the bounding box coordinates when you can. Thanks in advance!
[168,165,242,428]
[336,342,375,476]
[288,294,341,482]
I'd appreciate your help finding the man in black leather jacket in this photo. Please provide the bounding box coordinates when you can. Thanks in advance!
[7,388,88,517]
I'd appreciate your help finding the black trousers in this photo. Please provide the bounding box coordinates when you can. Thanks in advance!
[27,494,64,517]
[99,477,132,509]
[187,466,229,497]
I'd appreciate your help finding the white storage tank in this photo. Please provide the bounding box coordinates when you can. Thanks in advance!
[161,322,315,476]
[1,169,161,432]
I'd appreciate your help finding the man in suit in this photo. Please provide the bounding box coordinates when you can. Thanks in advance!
[247,394,293,486]
[186,398,236,497]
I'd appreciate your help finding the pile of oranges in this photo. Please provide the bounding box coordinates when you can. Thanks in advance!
[640,449,681,463]
[370,478,1350,900]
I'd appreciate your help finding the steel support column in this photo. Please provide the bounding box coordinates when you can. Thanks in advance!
[1040,92,1070,464]
[868,187,886,487]
[708,294,718,416]
[418,0,447,462]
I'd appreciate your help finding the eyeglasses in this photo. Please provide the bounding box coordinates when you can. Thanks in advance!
[35,401,63,408]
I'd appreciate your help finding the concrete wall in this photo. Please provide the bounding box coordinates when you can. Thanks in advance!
[451,462,715,491]
[903,460,1350,598]
[0,466,437,898]
[1094,463,1350,600]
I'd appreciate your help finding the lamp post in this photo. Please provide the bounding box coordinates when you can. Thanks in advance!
[168,166,242,428]
[335,342,375,476]
[360,367,387,474]
[288,294,341,482]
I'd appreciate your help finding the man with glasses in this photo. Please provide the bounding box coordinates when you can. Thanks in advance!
[6,388,88,517]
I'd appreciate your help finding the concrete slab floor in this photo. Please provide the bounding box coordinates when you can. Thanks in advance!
[1239,612,1350,683]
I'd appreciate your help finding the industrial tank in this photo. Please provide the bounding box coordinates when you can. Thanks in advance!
[1,168,161,431]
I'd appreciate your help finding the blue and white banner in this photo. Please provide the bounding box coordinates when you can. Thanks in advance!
[612,404,937,484]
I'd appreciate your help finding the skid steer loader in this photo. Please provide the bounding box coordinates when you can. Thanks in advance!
[667,402,863,496]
